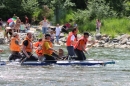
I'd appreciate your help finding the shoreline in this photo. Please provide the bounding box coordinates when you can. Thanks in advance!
[0,26,130,49]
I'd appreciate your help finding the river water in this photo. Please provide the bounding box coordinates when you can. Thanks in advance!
[0,44,130,86]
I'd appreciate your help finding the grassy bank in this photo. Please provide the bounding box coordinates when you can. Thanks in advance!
[78,18,130,38]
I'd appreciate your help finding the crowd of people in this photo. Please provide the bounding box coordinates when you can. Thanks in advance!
[0,16,99,63]
[0,14,30,41]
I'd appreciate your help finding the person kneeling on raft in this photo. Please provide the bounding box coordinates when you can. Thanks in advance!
[9,32,23,61]
[41,34,59,63]
[74,32,90,60]
[21,32,38,62]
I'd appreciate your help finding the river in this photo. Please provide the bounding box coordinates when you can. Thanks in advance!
[0,44,130,86]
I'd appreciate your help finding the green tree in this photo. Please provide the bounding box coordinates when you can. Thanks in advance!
[71,0,87,10]
[21,0,39,14]
[105,0,125,16]
[123,0,130,17]
[87,0,117,20]
[49,0,75,23]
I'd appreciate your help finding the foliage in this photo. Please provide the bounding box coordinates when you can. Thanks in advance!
[49,0,75,23]
[21,0,39,14]
[123,1,130,17]
[87,0,117,20]
[70,0,87,10]
[105,0,125,17]
[101,18,130,36]
[1,0,130,37]
[0,3,5,9]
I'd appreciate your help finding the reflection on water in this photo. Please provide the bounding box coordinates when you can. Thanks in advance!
[0,45,130,86]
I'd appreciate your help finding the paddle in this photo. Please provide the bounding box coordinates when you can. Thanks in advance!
[20,54,33,63]
[85,40,99,55]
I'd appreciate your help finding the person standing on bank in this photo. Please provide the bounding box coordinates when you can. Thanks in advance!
[74,32,89,60]
[22,32,38,62]
[25,15,29,24]
[96,19,101,33]
[9,32,23,61]
[55,24,61,45]
[66,27,78,57]
[40,17,49,35]
[14,17,21,33]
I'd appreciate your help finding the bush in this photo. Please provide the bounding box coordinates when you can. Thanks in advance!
[101,18,130,36]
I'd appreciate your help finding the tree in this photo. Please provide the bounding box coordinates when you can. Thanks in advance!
[49,0,75,23]
[21,0,39,14]
[87,0,117,20]
[105,0,125,16]
[71,0,87,10]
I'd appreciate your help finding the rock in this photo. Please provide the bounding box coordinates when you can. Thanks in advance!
[120,38,128,44]
[127,41,130,45]
[95,33,101,40]
[119,44,127,48]
[112,39,119,43]
[104,43,110,48]
[59,37,66,43]
[0,32,4,38]
[120,34,129,39]
[0,38,5,44]
[60,33,65,37]
[114,44,121,48]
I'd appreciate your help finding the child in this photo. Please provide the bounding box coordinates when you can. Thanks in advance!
[20,22,26,33]
[50,30,55,44]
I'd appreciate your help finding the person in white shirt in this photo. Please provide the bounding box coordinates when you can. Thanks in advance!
[55,24,61,44]
[66,27,78,56]
[50,30,55,44]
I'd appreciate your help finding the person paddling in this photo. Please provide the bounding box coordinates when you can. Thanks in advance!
[33,38,43,58]
[21,32,38,62]
[41,34,59,63]
[9,32,23,61]
[66,27,78,57]
[74,32,89,60]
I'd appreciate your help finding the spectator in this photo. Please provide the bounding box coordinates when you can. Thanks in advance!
[96,19,101,33]
[55,24,61,45]
[74,22,78,27]
[50,30,55,44]
[13,14,17,19]
[20,22,26,33]
[61,22,71,34]
[40,16,49,35]
[25,23,30,30]
[5,22,13,40]
[65,22,71,30]
[14,17,21,33]
[0,18,3,31]
[25,15,29,24]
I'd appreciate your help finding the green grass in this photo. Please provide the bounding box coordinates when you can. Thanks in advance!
[77,18,130,38]
[101,18,130,36]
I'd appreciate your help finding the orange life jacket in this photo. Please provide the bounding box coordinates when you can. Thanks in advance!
[10,37,20,52]
[66,32,77,46]
[74,37,88,51]
[23,36,33,52]
[34,41,43,57]
[42,40,53,55]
